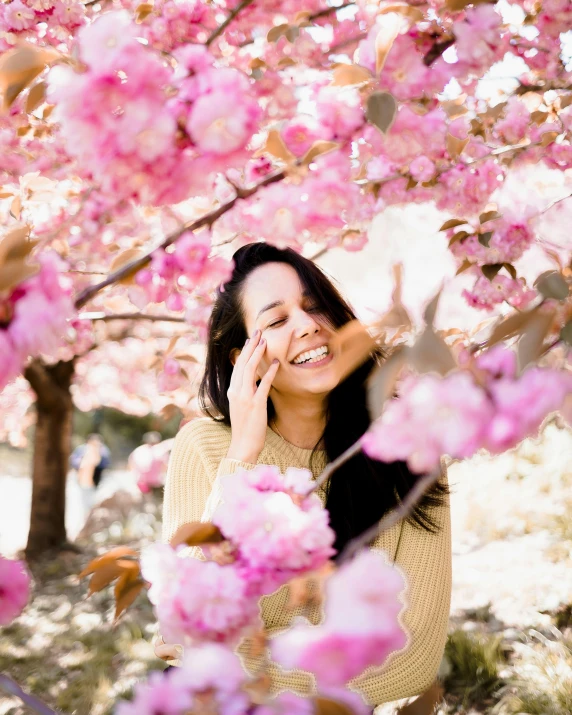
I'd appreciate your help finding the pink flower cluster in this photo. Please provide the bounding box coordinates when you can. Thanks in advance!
[0,555,30,625]
[453,5,508,77]
[141,543,261,646]
[116,644,250,715]
[463,272,537,312]
[437,160,503,216]
[48,12,260,206]
[0,0,85,52]
[450,220,535,266]
[363,349,572,473]
[129,443,169,493]
[213,465,336,594]
[132,231,232,311]
[272,550,406,686]
[0,252,75,391]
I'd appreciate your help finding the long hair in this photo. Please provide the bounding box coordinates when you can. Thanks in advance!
[199,242,447,553]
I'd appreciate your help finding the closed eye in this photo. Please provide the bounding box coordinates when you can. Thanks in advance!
[267,318,286,328]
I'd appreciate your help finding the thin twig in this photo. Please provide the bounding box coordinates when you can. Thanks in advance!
[309,1,356,21]
[337,467,442,564]
[78,312,186,323]
[206,0,255,47]
[538,192,572,215]
[310,438,363,493]
[74,168,287,310]
[0,675,60,715]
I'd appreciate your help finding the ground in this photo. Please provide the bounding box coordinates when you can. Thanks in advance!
[0,423,571,715]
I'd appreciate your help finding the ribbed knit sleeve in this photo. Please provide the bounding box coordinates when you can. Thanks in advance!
[349,466,452,706]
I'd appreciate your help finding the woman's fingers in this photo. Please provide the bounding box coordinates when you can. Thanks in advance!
[154,641,183,661]
[229,331,260,391]
[241,337,267,388]
[255,359,279,400]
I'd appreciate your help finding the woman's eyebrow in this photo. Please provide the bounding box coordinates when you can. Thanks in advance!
[256,300,284,320]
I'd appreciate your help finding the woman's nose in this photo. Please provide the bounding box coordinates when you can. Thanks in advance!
[294,310,320,338]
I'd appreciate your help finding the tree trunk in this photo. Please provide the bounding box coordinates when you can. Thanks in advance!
[24,358,75,559]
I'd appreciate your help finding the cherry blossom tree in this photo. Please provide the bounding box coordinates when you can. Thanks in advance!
[0,0,571,570]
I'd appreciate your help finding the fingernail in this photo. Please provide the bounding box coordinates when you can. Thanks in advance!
[245,338,250,345]
[272,359,279,365]
[260,338,266,346]
[253,329,260,337]
[174,646,183,657]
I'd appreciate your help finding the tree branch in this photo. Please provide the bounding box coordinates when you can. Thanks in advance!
[0,674,60,715]
[310,438,363,493]
[206,0,255,47]
[337,467,442,564]
[78,312,187,323]
[309,1,356,21]
[23,359,72,410]
[74,168,287,310]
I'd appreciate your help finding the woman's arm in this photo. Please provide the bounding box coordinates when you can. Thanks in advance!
[349,466,452,706]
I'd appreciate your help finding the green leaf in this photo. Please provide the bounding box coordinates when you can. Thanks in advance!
[366,91,397,134]
[560,320,572,346]
[482,264,503,281]
[534,270,570,301]
[478,231,493,247]
[449,230,470,247]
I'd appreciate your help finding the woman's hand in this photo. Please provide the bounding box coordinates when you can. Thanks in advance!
[225,330,279,464]
[153,635,183,662]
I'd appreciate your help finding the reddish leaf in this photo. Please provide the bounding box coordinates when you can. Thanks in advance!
[267,23,289,42]
[258,129,295,163]
[79,546,137,579]
[367,347,406,419]
[87,561,124,595]
[313,696,356,715]
[448,230,470,247]
[397,682,444,714]
[439,218,468,231]
[408,326,457,376]
[331,63,372,86]
[455,259,473,275]
[446,133,469,159]
[374,12,401,74]
[517,308,556,371]
[114,578,145,621]
[301,140,338,166]
[560,320,572,346]
[479,210,502,224]
[330,319,377,383]
[481,264,503,281]
[169,522,224,548]
[109,248,145,285]
[25,81,46,113]
[423,289,442,326]
[486,308,539,348]
[477,231,493,247]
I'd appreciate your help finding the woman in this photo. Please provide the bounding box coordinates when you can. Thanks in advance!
[159,242,451,708]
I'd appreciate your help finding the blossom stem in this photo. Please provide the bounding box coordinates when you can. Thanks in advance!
[78,312,187,323]
[337,467,442,565]
[74,169,287,309]
[206,0,256,47]
[310,439,363,493]
[0,675,60,715]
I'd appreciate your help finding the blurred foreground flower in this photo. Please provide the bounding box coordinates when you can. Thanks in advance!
[0,556,30,625]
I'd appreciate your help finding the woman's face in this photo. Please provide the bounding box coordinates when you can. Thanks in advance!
[239,262,341,397]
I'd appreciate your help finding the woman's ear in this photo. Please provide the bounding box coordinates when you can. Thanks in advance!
[230,348,241,366]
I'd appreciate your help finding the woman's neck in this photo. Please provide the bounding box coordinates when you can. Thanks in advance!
[270,394,326,450]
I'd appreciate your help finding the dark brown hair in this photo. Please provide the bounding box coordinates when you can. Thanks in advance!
[199,242,447,553]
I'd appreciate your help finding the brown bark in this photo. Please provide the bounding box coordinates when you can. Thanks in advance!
[24,358,75,559]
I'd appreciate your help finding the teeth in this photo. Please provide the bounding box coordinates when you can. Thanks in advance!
[293,345,328,364]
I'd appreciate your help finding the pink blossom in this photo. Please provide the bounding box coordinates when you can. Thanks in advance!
[494,97,530,145]
[272,550,406,686]
[409,156,435,182]
[115,669,193,715]
[4,0,35,30]
[315,86,364,142]
[77,11,137,71]
[362,372,493,472]
[254,693,314,715]
[463,273,537,312]
[437,160,503,216]
[187,85,260,156]
[453,5,506,75]
[141,544,260,645]
[213,465,335,593]
[130,443,169,493]
[0,556,30,625]
[282,116,322,158]
[52,0,85,28]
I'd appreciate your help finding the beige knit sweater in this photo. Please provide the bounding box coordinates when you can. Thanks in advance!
[162,417,452,708]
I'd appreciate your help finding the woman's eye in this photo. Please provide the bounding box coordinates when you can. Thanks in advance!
[307,305,321,313]
[268,318,286,328]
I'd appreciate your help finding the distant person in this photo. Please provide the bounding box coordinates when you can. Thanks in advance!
[128,432,172,493]
[70,433,111,516]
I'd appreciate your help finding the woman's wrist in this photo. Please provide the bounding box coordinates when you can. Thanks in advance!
[225,442,259,464]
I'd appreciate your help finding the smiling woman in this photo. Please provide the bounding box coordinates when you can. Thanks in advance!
[160,242,451,708]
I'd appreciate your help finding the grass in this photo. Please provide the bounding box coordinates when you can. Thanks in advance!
[494,631,572,715]
[443,628,506,707]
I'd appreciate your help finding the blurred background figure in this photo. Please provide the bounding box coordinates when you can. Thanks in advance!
[70,433,111,517]
[128,431,173,494]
